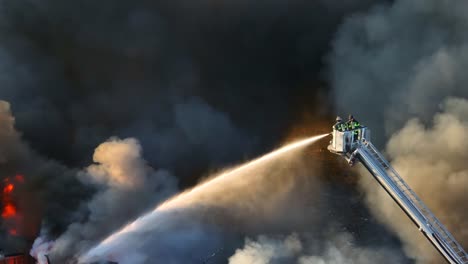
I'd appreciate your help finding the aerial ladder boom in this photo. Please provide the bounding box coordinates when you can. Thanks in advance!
[328,124,468,264]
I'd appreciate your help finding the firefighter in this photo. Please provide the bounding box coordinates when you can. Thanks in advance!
[347,114,361,139]
[333,116,346,131]
[346,115,360,129]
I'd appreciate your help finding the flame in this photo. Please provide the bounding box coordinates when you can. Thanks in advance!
[1,175,24,236]
[4,183,14,193]
[2,203,16,218]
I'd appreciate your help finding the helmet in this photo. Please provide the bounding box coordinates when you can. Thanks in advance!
[336,116,342,122]
[348,114,354,120]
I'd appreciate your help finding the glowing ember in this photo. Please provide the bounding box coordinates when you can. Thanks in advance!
[3,183,14,193]
[2,203,17,218]
[9,228,18,236]
[15,174,25,183]
[1,175,25,236]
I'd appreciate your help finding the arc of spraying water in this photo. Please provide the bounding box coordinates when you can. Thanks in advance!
[80,133,330,263]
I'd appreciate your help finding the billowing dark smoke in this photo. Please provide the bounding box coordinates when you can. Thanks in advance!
[0,0,375,170]
[329,0,468,263]
[0,0,424,263]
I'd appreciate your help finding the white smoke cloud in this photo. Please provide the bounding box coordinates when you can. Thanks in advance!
[229,231,406,264]
[84,137,147,188]
[229,234,302,264]
[30,236,53,264]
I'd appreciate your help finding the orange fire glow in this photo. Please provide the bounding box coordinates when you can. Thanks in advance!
[2,203,17,218]
[9,228,17,236]
[3,183,14,193]
[15,174,25,183]
[1,175,25,236]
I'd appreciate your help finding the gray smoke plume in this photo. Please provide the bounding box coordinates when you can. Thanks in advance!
[329,0,468,263]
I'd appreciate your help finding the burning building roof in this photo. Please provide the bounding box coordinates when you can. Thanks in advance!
[2,176,21,238]
[0,253,36,264]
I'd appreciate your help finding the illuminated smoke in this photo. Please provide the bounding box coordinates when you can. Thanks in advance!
[158,134,330,210]
[80,134,329,263]
[357,99,468,263]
